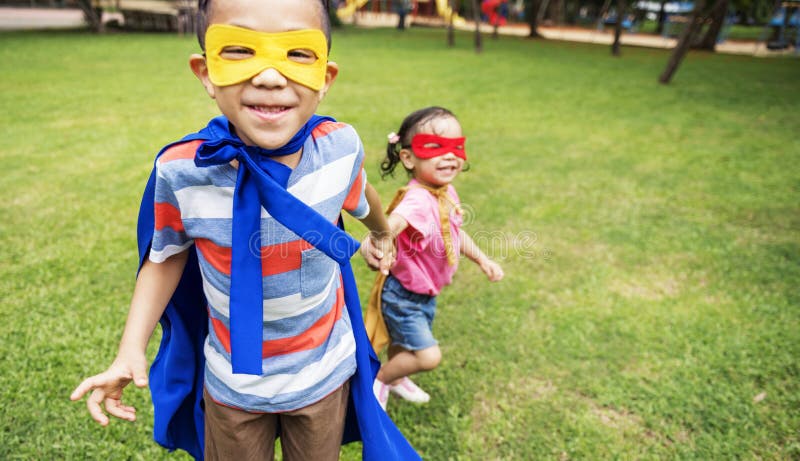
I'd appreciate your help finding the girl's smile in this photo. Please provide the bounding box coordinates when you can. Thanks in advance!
[400,116,465,188]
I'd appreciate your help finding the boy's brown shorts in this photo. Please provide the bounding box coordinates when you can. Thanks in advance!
[203,381,350,461]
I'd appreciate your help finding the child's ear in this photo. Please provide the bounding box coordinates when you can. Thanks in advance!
[318,61,339,101]
[399,149,415,170]
[189,53,216,99]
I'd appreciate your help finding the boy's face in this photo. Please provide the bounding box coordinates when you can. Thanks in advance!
[190,0,337,149]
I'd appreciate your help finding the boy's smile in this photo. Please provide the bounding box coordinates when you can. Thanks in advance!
[190,0,337,153]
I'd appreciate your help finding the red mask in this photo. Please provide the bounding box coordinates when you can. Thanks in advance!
[410,134,467,160]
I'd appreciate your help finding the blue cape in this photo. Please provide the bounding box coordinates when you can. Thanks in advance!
[137,119,421,460]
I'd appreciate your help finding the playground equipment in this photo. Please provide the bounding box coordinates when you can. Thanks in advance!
[94,0,195,32]
[765,2,800,50]
[658,1,696,37]
[600,9,639,31]
[595,0,649,33]
[337,0,464,25]
[337,0,369,20]
[481,0,508,26]
[434,0,465,24]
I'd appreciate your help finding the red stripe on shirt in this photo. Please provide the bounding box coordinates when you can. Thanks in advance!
[158,140,203,163]
[154,202,184,232]
[312,121,347,139]
[194,238,313,276]
[261,239,313,276]
[342,162,364,212]
[195,238,230,275]
[209,283,345,358]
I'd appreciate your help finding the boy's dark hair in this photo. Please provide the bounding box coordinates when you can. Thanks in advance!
[196,0,332,52]
[381,106,457,179]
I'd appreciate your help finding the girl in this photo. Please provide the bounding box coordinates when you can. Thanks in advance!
[367,106,504,410]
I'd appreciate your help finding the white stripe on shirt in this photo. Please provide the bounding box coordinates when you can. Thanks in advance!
[203,272,337,322]
[149,241,194,263]
[174,154,358,220]
[204,329,356,398]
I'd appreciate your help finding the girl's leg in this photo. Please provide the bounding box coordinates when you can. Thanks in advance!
[377,344,441,385]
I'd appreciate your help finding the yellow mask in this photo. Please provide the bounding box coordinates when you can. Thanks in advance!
[205,24,328,90]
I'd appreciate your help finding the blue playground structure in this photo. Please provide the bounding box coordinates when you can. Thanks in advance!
[765,3,800,50]
[658,1,696,38]
[601,10,639,32]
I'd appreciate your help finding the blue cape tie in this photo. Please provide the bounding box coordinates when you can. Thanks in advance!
[138,115,421,460]
[194,115,336,374]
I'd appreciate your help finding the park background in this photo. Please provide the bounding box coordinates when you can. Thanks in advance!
[1,2,799,459]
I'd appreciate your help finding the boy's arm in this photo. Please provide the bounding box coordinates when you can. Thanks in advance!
[70,250,188,426]
[460,230,504,282]
[358,183,397,275]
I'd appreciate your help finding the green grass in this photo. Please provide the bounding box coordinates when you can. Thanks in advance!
[1,26,798,460]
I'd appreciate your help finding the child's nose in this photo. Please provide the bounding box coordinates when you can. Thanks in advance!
[251,67,288,88]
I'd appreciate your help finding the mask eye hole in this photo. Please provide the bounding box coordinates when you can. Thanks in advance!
[287,49,318,64]
[422,143,441,149]
[220,46,254,60]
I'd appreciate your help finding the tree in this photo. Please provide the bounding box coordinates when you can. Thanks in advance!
[611,0,627,55]
[527,0,543,38]
[448,0,457,46]
[659,0,707,84]
[472,0,484,51]
[655,0,668,35]
[693,0,730,51]
[77,0,104,32]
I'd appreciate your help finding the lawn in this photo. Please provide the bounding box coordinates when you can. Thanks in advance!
[0,26,798,460]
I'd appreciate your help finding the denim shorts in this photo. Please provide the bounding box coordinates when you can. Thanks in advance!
[380,275,438,351]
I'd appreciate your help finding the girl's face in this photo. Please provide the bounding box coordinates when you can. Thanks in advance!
[400,116,465,188]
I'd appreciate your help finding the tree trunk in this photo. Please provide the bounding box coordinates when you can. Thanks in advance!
[596,0,612,30]
[538,0,552,23]
[77,0,103,32]
[659,0,706,84]
[693,0,729,50]
[527,0,543,37]
[472,0,483,52]
[555,0,565,24]
[655,0,667,34]
[448,0,456,46]
[612,0,626,56]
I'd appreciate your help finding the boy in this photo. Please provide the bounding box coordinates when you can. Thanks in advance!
[70,0,419,459]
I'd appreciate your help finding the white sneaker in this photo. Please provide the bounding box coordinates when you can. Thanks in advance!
[390,377,430,403]
[373,378,389,410]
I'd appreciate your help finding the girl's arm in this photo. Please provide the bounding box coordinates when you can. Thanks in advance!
[460,230,504,282]
[70,250,188,425]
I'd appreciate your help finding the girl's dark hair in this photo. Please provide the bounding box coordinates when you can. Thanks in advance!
[196,0,332,51]
[381,106,457,179]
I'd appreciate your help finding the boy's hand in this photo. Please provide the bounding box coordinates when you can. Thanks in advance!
[360,231,395,275]
[479,258,504,282]
[69,354,149,426]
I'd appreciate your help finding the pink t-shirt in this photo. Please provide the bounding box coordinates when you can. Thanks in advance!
[390,180,463,296]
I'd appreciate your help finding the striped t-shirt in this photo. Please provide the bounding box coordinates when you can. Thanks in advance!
[149,121,369,412]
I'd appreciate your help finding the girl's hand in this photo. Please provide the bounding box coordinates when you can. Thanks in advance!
[480,258,504,282]
[360,231,395,275]
[69,353,149,426]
